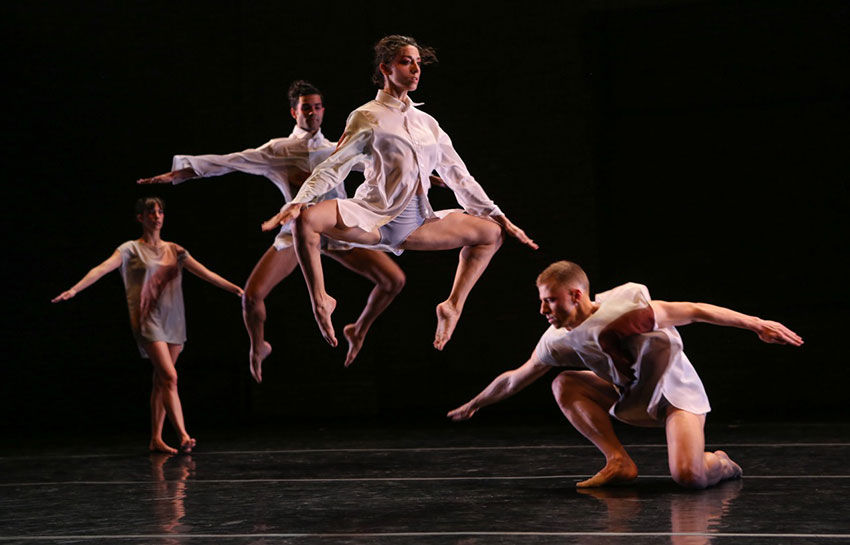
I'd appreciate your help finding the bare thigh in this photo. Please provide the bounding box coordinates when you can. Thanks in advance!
[143,341,180,380]
[325,247,404,284]
[665,407,707,469]
[244,246,299,301]
[299,200,381,246]
[552,370,620,410]
[168,343,182,366]
[401,212,501,251]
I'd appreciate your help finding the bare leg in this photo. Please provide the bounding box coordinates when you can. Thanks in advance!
[242,245,299,383]
[292,201,381,347]
[551,370,638,487]
[433,240,502,350]
[295,205,500,352]
[145,342,194,454]
[326,248,405,366]
[665,407,742,489]
[401,213,504,350]
[166,343,196,453]
[150,346,181,454]
[149,371,172,454]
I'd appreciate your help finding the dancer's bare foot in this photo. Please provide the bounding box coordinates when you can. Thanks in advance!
[576,457,639,488]
[179,437,197,454]
[312,295,338,347]
[343,323,366,367]
[434,301,461,351]
[714,450,743,481]
[249,341,272,383]
[149,438,178,455]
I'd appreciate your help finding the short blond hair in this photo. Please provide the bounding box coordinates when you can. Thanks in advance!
[536,261,589,292]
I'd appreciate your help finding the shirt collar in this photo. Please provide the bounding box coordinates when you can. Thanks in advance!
[375,90,423,112]
[291,125,324,142]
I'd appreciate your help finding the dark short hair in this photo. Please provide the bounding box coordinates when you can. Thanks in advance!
[537,261,589,292]
[288,80,323,108]
[372,35,437,86]
[135,193,165,216]
[135,196,164,216]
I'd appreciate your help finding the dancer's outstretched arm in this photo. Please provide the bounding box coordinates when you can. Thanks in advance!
[183,255,244,297]
[137,168,197,185]
[432,128,538,251]
[448,356,550,421]
[138,143,312,188]
[51,250,122,302]
[650,300,803,346]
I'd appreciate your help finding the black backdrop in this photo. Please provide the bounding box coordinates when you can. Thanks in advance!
[3,1,848,436]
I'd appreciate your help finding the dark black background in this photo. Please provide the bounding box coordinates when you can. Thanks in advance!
[3,0,847,437]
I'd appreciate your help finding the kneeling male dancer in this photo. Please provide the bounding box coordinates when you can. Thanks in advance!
[449,260,802,489]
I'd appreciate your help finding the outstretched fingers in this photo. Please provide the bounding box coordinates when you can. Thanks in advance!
[261,211,287,232]
[447,403,476,421]
[758,320,804,346]
[51,289,76,303]
[261,204,302,232]
[137,175,168,185]
[495,216,538,250]
[508,224,538,250]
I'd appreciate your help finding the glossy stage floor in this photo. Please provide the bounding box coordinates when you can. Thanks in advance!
[1,422,848,544]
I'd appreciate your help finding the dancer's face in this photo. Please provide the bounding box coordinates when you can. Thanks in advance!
[538,281,582,330]
[291,94,324,134]
[138,203,164,231]
[382,45,421,93]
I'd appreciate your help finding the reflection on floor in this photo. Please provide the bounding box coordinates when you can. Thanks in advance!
[1,423,848,544]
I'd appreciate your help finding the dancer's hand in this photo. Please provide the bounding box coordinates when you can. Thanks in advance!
[137,172,178,184]
[755,320,803,346]
[261,203,304,232]
[493,215,538,250]
[137,174,170,184]
[51,289,77,303]
[137,168,195,185]
[447,402,478,421]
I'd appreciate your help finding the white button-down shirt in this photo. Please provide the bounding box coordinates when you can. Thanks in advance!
[290,90,503,232]
[172,126,344,203]
[170,126,346,250]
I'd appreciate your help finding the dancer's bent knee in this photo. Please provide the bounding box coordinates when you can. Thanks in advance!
[551,371,585,401]
[670,464,707,489]
[381,270,406,295]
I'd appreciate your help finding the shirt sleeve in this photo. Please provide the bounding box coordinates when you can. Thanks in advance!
[172,243,189,263]
[434,125,503,217]
[290,111,374,205]
[595,283,652,307]
[116,241,134,262]
[534,326,569,367]
[171,139,305,183]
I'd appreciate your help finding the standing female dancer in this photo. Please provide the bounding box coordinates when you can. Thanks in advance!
[263,35,537,351]
[139,81,407,378]
[52,197,243,454]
